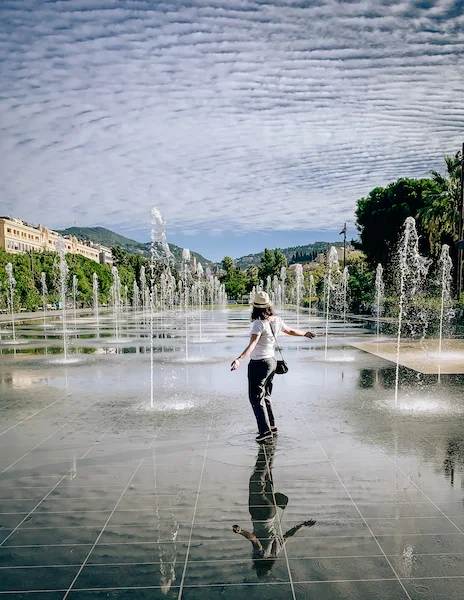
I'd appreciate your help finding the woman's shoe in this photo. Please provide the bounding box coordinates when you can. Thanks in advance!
[256,431,273,443]
[270,426,278,434]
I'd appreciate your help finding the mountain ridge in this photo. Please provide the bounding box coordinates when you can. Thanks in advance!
[57,226,213,267]
[58,226,345,269]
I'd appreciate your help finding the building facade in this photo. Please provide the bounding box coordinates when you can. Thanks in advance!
[0,217,110,264]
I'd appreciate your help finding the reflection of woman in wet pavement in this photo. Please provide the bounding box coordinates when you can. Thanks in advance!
[232,442,316,577]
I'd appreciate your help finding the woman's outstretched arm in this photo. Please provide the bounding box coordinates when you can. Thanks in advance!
[282,327,315,338]
[230,333,260,370]
[232,525,263,550]
[283,519,316,539]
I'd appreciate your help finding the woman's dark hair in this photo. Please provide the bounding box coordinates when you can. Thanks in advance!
[251,305,276,321]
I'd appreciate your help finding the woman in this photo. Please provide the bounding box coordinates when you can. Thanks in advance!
[231,291,315,442]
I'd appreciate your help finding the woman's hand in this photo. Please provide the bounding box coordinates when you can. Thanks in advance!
[305,331,316,338]
[230,359,240,371]
[232,524,242,534]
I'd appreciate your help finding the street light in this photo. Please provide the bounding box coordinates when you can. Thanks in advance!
[339,223,347,269]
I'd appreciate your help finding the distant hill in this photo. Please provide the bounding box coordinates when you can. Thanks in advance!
[234,241,344,269]
[57,226,213,267]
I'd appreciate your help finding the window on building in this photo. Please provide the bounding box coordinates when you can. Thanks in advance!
[7,228,11,233]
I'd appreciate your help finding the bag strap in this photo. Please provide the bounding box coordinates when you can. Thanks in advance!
[269,319,285,362]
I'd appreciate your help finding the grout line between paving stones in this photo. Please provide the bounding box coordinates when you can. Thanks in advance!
[0,352,137,450]
[365,435,464,539]
[176,411,215,600]
[0,391,147,549]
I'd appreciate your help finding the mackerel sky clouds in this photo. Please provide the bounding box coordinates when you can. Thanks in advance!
[1,0,463,258]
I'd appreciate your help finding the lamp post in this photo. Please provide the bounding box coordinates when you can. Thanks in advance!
[339,223,347,269]
[457,143,464,299]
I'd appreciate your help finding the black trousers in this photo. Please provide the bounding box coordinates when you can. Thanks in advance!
[248,357,277,434]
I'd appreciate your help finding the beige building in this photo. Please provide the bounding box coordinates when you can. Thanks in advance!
[0,216,103,263]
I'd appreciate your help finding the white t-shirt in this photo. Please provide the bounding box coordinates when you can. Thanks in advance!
[250,316,288,360]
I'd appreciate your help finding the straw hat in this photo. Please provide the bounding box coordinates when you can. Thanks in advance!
[253,291,273,308]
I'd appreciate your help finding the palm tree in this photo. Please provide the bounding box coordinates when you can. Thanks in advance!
[418,152,462,255]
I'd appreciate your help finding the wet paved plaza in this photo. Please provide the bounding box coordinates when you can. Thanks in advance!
[1,309,464,599]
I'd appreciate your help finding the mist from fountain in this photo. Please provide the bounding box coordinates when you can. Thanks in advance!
[5,263,16,344]
[375,264,384,337]
[56,238,69,361]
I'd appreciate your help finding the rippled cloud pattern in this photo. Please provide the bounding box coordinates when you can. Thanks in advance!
[1,0,463,235]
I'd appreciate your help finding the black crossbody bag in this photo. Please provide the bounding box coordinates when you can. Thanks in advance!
[269,320,288,375]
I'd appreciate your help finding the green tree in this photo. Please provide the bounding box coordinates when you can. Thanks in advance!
[258,249,287,280]
[246,265,260,292]
[219,257,247,300]
[355,178,431,268]
[222,256,235,274]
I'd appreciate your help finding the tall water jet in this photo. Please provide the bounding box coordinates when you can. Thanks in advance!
[324,247,340,359]
[294,264,303,328]
[149,208,173,406]
[197,262,204,341]
[182,249,191,360]
[41,272,48,339]
[72,275,78,327]
[5,263,16,344]
[437,244,453,358]
[56,238,69,361]
[280,266,287,311]
[111,266,121,341]
[341,266,349,328]
[140,266,146,324]
[133,280,139,313]
[308,274,315,329]
[93,273,99,330]
[394,217,430,407]
[375,264,384,337]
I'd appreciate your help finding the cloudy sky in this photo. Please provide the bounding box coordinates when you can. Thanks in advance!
[1,0,463,260]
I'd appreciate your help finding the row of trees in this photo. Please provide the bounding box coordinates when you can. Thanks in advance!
[0,246,167,311]
[290,250,318,264]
